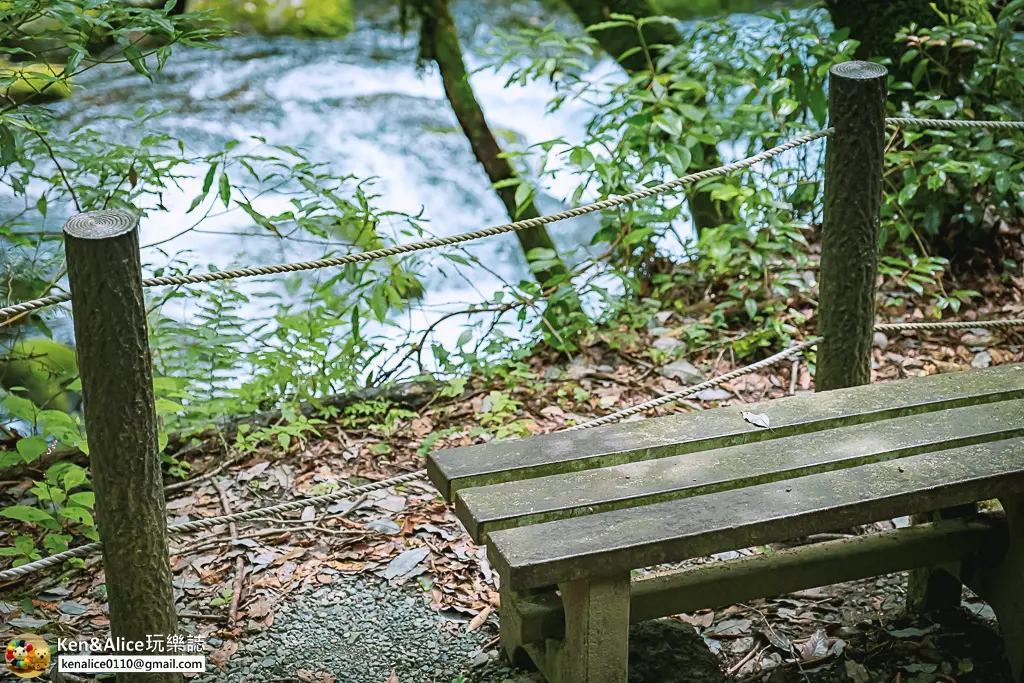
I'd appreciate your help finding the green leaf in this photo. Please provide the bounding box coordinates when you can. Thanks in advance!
[62,467,87,491]
[4,393,37,422]
[514,182,533,214]
[744,298,758,320]
[3,505,57,526]
[123,44,152,81]
[218,171,231,208]
[16,436,48,463]
[911,59,928,87]
[457,329,473,347]
[58,506,94,526]
[585,20,633,32]
[370,285,388,322]
[202,161,218,194]
[677,104,705,122]
[69,491,95,508]
[441,253,471,265]
[526,247,556,261]
[0,123,15,168]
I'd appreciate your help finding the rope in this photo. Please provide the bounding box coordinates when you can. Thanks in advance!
[564,337,821,431]
[875,318,1024,332]
[0,129,832,322]
[1,315,1022,581]
[886,117,1024,131]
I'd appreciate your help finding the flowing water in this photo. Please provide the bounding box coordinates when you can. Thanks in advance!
[8,1,794,381]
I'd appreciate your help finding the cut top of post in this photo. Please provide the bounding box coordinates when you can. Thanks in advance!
[63,210,139,240]
[830,61,888,81]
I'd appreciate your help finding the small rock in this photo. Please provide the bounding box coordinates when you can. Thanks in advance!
[972,351,992,368]
[962,330,995,346]
[259,657,276,668]
[873,331,888,350]
[694,387,731,402]
[469,651,490,668]
[652,336,685,352]
[364,519,401,535]
[658,360,704,384]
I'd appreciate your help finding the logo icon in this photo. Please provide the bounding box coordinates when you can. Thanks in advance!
[6,633,50,678]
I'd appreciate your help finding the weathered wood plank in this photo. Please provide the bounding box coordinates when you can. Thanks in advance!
[428,363,1024,499]
[509,520,1004,645]
[487,438,1024,590]
[964,497,1024,683]
[457,399,1024,542]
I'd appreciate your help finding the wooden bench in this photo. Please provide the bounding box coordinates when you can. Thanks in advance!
[427,363,1024,683]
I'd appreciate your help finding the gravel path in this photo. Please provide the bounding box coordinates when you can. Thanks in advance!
[194,575,526,683]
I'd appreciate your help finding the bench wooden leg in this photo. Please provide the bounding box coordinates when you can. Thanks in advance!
[559,572,631,683]
[967,497,1024,683]
[907,505,975,612]
[498,585,540,670]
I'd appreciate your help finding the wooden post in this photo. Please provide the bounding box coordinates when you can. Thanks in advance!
[816,61,887,391]
[64,210,181,683]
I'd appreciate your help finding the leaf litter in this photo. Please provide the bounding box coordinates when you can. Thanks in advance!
[0,260,1021,679]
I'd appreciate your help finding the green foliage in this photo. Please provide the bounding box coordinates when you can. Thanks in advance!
[4,0,1024,573]
[886,3,1024,265]
[0,338,79,412]
[188,0,353,38]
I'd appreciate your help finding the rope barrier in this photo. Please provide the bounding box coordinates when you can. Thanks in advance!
[3,117,1024,323]
[0,128,832,322]
[2,315,1021,581]
[886,117,1024,131]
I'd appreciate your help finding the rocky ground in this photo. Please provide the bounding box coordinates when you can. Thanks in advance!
[178,569,1014,683]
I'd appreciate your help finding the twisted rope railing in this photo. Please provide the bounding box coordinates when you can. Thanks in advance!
[886,117,1024,131]
[0,129,832,322]
[2,315,1021,581]
[3,117,1024,323]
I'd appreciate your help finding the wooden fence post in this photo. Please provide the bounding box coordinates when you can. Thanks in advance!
[816,61,887,391]
[64,210,181,683]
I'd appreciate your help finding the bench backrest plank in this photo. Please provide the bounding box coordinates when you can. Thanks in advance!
[428,364,1024,499]
[488,437,1024,590]
[457,398,1024,542]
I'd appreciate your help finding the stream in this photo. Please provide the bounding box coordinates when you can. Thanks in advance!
[7,1,801,383]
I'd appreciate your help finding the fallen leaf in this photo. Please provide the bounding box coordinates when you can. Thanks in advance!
[798,629,829,661]
[385,669,400,683]
[384,547,430,580]
[740,411,771,430]
[844,660,870,683]
[467,605,492,632]
[208,641,239,670]
[411,417,433,437]
[710,617,751,636]
[888,625,937,639]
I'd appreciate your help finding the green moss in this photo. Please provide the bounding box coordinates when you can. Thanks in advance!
[0,339,80,413]
[186,0,353,38]
[0,62,72,103]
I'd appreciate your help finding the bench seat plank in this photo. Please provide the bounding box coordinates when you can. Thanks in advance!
[488,437,1024,590]
[458,399,1024,542]
[428,363,1024,499]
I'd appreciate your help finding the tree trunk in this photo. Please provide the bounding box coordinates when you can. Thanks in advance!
[417,0,571,291]
[560,0,733,233]
[825,0,992,64]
